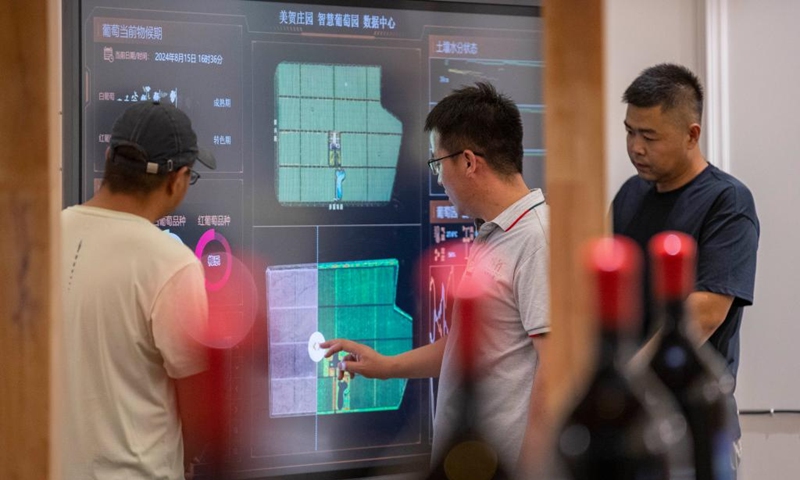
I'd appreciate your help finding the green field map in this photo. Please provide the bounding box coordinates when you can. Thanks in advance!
[267,259,412,417]
[274,62,403,206]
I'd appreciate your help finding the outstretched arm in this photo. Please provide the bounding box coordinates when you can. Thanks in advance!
[321,337,447,380]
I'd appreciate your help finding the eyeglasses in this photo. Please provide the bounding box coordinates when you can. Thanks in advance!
[188,168,201,185]
[427,150,484,176]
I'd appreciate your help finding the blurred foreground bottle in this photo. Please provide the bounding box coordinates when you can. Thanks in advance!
[647,232,735,480]
[558,236,670,480]
[426,279,510,480]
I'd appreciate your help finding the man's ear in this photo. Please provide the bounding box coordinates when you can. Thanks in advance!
[464,149,481,175]
[165,167,188,195]
[687,122,702,149]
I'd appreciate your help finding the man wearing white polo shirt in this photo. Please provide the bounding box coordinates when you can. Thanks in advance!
[322,82,550,477]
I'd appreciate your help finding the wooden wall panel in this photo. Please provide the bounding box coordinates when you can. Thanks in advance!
[543,0,606,427]
[0,0,59,478]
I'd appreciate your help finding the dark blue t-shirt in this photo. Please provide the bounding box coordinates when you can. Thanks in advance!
[612,163,759,438]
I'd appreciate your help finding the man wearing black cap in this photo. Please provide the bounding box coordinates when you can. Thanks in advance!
[59,101,216,479]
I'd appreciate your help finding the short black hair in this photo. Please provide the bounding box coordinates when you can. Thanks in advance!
[623,63,704,124]
[102,145,171,195]
[424,82,523,176]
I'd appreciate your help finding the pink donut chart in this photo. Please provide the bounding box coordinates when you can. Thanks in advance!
[194,229,233,292]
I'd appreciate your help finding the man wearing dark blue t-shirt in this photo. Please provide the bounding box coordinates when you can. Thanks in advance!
[612,63,759,473]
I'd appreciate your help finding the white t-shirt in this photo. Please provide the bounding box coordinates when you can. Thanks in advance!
[432,189,550,473]
[59,205,209,480]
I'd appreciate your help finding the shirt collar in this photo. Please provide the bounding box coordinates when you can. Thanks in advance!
[475,189,546,233]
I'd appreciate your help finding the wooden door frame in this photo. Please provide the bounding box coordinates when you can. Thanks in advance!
[0,0,62,478]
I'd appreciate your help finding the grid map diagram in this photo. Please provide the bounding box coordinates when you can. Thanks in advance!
[267,259,412,418]
[274,62,403,206]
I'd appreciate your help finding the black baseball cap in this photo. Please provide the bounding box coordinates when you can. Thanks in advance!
[109,101,216,175]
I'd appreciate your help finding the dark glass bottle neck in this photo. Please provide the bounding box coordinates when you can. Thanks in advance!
[598,328,625,370]
[659,298,686,332]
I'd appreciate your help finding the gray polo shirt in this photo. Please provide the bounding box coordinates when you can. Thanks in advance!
[432,189,550,472]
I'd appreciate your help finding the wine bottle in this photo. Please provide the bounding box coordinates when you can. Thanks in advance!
[426,279,510,480]
[558,236,670,480]
[647,231,735,480]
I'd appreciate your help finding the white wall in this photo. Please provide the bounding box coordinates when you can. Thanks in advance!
[727,0,800,412]
[604,1,800,479]
[604,0,702,202]
[727,0,800,478]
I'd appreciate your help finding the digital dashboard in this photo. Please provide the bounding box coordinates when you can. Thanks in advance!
[63,0,542,477]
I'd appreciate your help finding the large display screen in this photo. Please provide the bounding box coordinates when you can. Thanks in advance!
[66,0,542,477]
